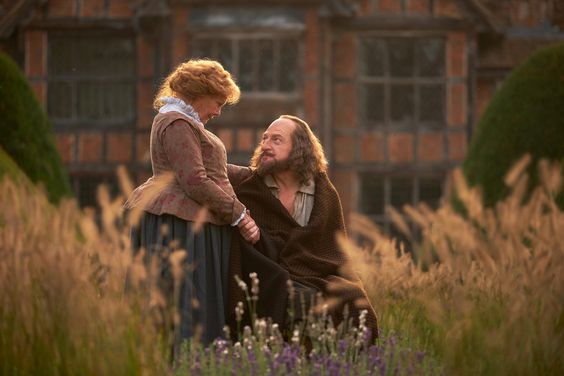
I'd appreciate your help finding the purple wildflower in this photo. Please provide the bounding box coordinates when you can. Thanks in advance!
[416,350,425,364]
[247,347,258,375]
[368,345,381,372]
[337,339,347,357]
[327,357,341,376]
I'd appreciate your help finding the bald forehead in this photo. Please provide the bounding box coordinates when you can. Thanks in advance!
[265,118,297,136]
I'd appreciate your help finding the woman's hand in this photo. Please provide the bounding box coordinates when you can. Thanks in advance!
[238,211,260,244]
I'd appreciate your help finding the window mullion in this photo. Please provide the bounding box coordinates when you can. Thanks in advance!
[384,176,391,232]
[252,39,259,92]
[233,38,240,81]
[383,39,390,133]
[273,38,280,91]
[413,176,419,207]
[212,39,219,60]
[72,82,77,122]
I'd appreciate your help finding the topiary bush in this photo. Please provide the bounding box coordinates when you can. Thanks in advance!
[462,42,564,208]
[0,52,72,203]
[0,146,22,180]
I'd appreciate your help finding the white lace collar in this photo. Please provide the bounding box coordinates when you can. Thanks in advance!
[158,96,203,128]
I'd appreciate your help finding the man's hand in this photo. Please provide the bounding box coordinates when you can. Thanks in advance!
[238,211,260,244]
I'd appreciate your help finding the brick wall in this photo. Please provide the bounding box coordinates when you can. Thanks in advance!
[18,0,157,205]
[15,0,555,212]
[330,0,471,215]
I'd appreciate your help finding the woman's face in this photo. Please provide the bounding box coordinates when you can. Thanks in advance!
[191,95,226,125]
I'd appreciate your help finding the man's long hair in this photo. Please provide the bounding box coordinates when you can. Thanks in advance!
[251,115,328,185]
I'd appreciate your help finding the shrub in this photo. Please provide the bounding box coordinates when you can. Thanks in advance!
[462,42,564,208]
[0,146,22,180]
[0,52,72,203]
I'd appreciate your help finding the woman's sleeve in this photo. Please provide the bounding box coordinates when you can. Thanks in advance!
[161,120,245,224]
[227,164,253,187]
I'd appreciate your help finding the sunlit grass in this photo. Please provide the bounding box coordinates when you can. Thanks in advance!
[0,176,168,375]
[343,156,564,375]
[1,156,562,375]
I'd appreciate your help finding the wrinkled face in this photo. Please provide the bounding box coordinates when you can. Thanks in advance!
[191,95,226,124]
[257,118,295,175]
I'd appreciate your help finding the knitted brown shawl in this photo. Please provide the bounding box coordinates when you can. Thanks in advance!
[227,172,378,336]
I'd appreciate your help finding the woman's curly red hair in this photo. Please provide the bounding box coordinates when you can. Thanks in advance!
[153,59,240,109]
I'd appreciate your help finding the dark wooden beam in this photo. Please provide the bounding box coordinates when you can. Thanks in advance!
[26,18,133,31]
[334,15,474,32]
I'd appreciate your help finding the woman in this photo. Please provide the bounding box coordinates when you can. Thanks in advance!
[125,59,259,349]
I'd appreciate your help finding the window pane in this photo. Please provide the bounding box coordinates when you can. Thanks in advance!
[419,85,445,123]
[48,82,73,119]
[391,177,413,210]
[192,38,214,59]
[189,7,304,29]
[105,83,135,120]
[217,39,233,72]
[75,37,134,77]
[238,39,254,91]
[106,38,135,77]
[77,82,104,120]
[363,84,385,123]
[258,39,274,91]
[417,39,445,77]
[360,38,385,77]
[75,175,118,208]
[418,177,443,209]
[48,34,135,125]
[76,39,109,76]
[48,38,75,76]
[279,39,298,92]
[361,175,385,216]
[391,84,414,123]
[388,39,414,77]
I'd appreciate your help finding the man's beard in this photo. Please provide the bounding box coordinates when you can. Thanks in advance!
[257,154,291,177]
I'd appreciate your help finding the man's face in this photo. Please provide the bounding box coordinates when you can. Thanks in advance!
[257,118,295,175]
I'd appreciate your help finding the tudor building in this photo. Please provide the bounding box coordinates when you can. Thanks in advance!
[1,0,563,235]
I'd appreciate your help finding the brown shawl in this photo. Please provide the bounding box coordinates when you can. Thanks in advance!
[227,171,378,336]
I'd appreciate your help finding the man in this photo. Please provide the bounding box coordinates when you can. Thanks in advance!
[227,115,378,337]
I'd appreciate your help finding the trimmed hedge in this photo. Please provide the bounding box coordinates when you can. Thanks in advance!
[0,52,72,203]
[0,146,22,180]
[462,42,564,208]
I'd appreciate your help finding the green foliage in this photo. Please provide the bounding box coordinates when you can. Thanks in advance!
[0,146,22,180]
[462,42,564,207]
[0,52,72,203]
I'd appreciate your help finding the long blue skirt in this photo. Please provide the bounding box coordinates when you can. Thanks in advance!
[130,212,231,348]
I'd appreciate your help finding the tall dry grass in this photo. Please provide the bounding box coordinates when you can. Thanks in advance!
[342,157,564,375]
[0,174,168,375]
[1,157,562,375]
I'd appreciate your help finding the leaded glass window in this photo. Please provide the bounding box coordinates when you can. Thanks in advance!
[191,36,299,93]
[360,173,444,240]
[47,33,136,128]
[359,37,446,130]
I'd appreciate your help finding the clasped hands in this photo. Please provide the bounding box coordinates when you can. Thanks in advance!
[237,211,260,244]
